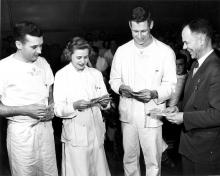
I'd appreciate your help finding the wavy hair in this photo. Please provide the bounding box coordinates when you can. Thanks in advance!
[62,36,91,63]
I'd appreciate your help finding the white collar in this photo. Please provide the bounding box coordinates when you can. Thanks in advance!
[197,49,214,67]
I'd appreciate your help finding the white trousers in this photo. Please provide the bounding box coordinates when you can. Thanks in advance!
[122,122,165,176]
[7,121,58,176]
[62,138,111,176]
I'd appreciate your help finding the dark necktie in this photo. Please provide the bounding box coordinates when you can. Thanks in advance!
[194,60,199,68]
[193,60,199,76]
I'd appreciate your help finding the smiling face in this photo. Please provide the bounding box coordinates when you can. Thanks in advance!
[71,48,89,71]
[16,34,43,63]
[129,20,153,48]
[182,26,202,59]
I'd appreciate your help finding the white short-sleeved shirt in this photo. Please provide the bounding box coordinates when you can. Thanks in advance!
[0,54,54,121]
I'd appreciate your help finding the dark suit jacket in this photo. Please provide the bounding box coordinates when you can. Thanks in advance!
[179,51,220,164]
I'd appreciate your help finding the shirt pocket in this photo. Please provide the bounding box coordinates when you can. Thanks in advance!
[150,67,163,89]
[62,120,88,146]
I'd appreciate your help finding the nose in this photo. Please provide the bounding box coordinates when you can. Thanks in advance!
[137,32,142,39]
[80,58,87,64]
[183,43,187,50]
[36,46,42,54]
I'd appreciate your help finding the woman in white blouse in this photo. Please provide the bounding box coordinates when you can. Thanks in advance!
[53,37,111,176]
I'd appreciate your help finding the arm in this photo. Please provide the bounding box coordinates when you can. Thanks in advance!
[48,84,54,105]
[39,85,55,122]
[109,48,123,94]
[95,71,111,109]
[53,71,78,118]
[167,75,186,107]
[0,97,47,119]
[155,49,177,104]
[184,67,220,130]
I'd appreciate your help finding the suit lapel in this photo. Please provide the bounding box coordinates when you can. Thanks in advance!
[182,61,197,107]
[183,52,216,109]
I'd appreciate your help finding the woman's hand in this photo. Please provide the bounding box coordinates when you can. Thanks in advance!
[73,100,91,111]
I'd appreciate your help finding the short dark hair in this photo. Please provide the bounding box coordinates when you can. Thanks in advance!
[129,6,152,23]
[63,36,91,62]
[13,21,43,43]
[185,19,213,39]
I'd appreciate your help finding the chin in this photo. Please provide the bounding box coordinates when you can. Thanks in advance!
[31,57,38,62]
[78,67,85,71]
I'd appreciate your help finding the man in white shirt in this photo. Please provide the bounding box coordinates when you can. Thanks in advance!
[109,6,176,176]
[0,21,58,176]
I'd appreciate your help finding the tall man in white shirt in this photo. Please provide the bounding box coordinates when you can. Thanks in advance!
[109,6,176,176]
[0,21,58,176]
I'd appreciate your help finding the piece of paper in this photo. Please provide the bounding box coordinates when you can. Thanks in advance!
[90,94,112,107]
[148,108,169,117]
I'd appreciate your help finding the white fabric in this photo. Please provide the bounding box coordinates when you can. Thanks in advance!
[61,121,110,176]
[167,74,187,107]
[122,123,164,176]
[194,49,214,75]
[109,37,176,176]
[7,121,57,176]
[197,49,214,68]
[0,54,57,176]
[110,38,177,127]
[53,63,111,176]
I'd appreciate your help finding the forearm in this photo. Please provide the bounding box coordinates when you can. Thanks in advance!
[154,84,174,104]
[48,85,54,105]
[54,101,77,118]
[0,103,27,117]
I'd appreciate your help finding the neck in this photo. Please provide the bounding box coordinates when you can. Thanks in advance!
[198,42,213,59]
[14,51,31,63]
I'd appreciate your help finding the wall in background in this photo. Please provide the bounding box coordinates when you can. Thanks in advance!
[1,0,220,46]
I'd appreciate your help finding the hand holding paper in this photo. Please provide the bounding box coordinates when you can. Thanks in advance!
[119,85,133,98]
[132,89,153,103]
[90,94,112,108]
[165,112,183,125]
[31,103,55,127]
[73,100,91,111]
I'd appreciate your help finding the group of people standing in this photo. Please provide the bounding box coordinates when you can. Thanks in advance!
[0,5,220,176]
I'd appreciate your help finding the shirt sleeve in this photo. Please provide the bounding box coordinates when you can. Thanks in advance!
[155,48,177,104]
[109,48,123,94]
[43,58,54,87]
[53,71,78,118]
[167,75,186,107]
[97,71,108,96]
[0,67,4,97]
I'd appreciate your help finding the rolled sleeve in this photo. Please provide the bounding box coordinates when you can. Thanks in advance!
[53,71,77,118]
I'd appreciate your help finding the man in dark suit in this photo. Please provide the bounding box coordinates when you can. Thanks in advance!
[165,19,220,175]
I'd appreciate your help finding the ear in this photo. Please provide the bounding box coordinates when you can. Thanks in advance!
[150,20,154,29]
[15,41,23,50]
[198,34,206,46]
